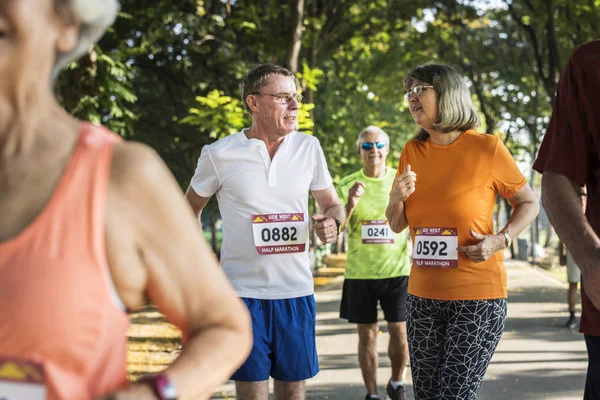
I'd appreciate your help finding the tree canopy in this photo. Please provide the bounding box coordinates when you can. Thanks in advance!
[57,0,600,186]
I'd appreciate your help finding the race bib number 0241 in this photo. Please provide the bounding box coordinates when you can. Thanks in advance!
[252,213,307,255]
[412,227,458,268]
[361,220,395,244]
[0,357,46,400]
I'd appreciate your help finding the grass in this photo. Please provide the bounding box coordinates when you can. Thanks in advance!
[127,305,182,382]
[125,268,345,384]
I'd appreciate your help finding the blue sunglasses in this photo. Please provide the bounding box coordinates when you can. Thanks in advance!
[361,142,386,150]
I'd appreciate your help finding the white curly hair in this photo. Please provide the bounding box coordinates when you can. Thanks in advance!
[53,0,120,78]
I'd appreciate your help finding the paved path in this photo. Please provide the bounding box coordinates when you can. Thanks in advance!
[212,260,588,399]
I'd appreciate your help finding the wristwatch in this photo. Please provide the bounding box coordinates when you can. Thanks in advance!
[139,374,178,400]
[334,218,342,234]
[499,230,511,248]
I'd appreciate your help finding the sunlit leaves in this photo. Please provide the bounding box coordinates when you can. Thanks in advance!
[180,90,248,140]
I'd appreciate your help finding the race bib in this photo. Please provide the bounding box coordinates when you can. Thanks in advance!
[0,357,46,400]
[252,213,307,255]
[412,227,458,268]
[361,220,395,244]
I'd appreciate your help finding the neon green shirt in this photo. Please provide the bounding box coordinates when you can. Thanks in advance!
[337,168,410,279]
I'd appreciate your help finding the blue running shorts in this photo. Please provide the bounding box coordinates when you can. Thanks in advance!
[231,295,319,382]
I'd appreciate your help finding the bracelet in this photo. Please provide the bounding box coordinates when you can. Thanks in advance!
[498,230,511,248]
[139,374,178,400]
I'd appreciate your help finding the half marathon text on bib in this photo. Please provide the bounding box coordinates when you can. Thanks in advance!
[361,220,395,244]
[412,227,458,268]
[0,357,46,399]
[252,213,307,255]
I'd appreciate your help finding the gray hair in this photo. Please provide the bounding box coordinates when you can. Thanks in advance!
[356,126,390,152]
[53,0,120,79]
[240,64,295,115]
[403,64,480,142]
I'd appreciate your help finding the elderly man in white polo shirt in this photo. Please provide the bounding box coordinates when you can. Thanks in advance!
[185,63,345,400]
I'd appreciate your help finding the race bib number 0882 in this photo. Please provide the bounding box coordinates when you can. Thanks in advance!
[412,227,458,268]
[258,226,298,242]
[252,213,307,255]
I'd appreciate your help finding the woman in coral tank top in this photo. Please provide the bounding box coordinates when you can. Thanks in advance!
[386,64,539,400]
[0,1,251,399]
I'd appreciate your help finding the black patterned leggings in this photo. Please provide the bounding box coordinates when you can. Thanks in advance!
[406,295,507,400]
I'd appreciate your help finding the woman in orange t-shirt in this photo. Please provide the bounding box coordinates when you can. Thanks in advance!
[0,1,251,399]
[386,64,539,400]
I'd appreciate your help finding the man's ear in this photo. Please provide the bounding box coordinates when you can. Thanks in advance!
[247,95,259,113]
[56,24,80,54]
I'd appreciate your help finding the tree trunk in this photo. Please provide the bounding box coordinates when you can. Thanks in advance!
[503,198,515,259]
[284,0,304,74]
[530,216,539,265]
[544,223,554,248]
[557,240,567,266]
[307,0,318,124]
[495,196,502,230]
[529,169,539,264]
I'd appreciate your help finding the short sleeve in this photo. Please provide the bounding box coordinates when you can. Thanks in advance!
[533,45,599,185]
[189,146,220,197]
[310,138,333,191]
[492,140,527,199]
[395,140,413,179]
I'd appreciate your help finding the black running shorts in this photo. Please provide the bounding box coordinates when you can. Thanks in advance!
[340,276,409,324]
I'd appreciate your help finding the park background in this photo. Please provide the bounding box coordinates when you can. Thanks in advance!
[55,0,599,395]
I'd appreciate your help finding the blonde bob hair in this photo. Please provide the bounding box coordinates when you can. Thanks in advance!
[403,64,480,142]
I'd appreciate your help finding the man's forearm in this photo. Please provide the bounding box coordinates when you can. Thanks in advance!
[542,172,600,262]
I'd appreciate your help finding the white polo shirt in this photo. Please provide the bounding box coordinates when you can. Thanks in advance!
[190,129,333,299]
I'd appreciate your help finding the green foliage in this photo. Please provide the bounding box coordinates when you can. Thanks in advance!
[55,0,600,188]
[180,89,248,140]
[298,103,316,135]
[57,46,137,136]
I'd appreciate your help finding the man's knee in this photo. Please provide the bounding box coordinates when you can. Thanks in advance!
[274,379,305,400]
[357,323,379,344]
[236,380,269,400]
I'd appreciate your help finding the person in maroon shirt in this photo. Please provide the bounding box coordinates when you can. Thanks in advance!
[533,40,600,400]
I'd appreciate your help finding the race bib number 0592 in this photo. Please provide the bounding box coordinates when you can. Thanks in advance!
[0,357,46,400]
[252,213,307,255]
[412,227,458,268]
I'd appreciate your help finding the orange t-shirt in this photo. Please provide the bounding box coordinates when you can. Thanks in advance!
[397,130,527,300]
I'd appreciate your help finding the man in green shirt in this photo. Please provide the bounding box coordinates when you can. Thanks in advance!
[337,126,411,400]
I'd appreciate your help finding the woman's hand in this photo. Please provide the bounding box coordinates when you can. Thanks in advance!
[390,164,417,203]
[457,229,505,263]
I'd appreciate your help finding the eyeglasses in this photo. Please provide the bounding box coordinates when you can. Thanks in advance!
[404,84,435,101]
[251,92,303,104]
[360,142,386,151]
